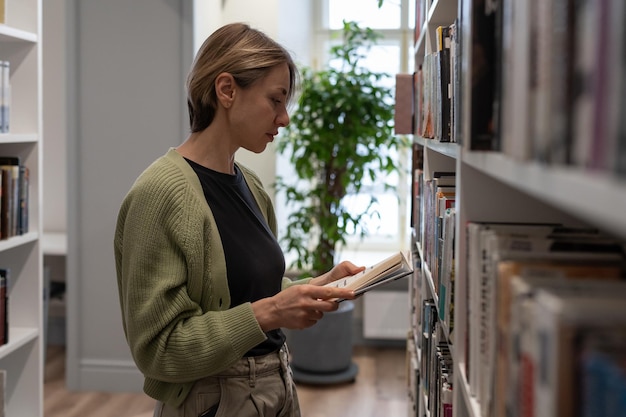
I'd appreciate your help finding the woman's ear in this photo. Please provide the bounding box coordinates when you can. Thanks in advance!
[215,72,235,108]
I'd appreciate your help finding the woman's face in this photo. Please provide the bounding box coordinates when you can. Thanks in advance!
[229,63,291,154]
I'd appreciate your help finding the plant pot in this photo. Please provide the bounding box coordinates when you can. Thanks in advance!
[284,300,358,384]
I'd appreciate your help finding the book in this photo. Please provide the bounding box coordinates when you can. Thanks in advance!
[324,251,413,299]
[18,165,28,235]
[0,268,7,346]
[435,25,452,142]
[438,207,455,333]
[0,157,20,239]
[449,20,461,144]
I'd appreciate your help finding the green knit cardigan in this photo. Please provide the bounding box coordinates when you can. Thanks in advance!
[114,148,308,407]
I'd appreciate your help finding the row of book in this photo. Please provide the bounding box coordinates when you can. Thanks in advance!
[471,0,626,175]
[413,22,460,144]
[422,299,453,417]
[413,157,456,334]
[0,61,8,134]
[407,248,454,417]
[464,221,626,417]
[0,156,29,240]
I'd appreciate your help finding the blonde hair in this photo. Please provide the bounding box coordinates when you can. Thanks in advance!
[186,22,299,132]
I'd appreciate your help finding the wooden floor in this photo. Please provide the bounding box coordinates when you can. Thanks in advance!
[44,344,408,417]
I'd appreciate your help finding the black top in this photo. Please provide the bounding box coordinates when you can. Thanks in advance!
[186,159,286,356]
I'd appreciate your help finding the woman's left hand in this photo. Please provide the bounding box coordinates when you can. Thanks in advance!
[309,260,365,286]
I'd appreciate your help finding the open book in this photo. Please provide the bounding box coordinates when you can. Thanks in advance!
[325,251,413,300]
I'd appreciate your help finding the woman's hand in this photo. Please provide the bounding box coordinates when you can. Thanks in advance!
[308,260,365,287]
[252,284,356,331]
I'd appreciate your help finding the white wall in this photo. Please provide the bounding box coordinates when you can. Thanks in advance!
[42,0,68,233]
[65,0,194,392]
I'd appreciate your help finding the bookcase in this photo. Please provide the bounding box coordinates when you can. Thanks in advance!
[0,0,44,416]
[406,1,626,417]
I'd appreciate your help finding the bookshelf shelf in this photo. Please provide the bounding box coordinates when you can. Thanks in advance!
[427,0,458,25]
[0,232,38,252]
[0,327,38,359]
[0,133,39,144]
[0,25,37,43]
[463,152,626,237]
[416,136,459,159]
[0,1,43,416]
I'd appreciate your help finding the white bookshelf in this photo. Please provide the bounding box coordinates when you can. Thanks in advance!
[0,0,44,416]
[408,1,626,417]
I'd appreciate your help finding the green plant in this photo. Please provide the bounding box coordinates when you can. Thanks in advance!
[275,20,409,276]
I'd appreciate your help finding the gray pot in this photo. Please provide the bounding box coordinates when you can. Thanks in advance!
[285,300,358,384]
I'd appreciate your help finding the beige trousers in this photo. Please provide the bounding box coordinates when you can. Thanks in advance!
[153,344,301,417]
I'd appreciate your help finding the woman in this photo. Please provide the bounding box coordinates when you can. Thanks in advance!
[114,22,363,417]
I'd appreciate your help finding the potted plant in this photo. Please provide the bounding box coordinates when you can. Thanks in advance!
[275,20,409,384]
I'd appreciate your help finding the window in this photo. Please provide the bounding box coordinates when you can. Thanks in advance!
[276,0,415,267]
[319,0,415,260]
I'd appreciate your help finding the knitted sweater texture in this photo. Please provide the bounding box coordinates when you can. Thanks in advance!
[114,148,306,407]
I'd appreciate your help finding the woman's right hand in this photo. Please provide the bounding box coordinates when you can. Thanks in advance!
[251,284,355,331]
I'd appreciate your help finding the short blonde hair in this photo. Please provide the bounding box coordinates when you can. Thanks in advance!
[186,22,299,132]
